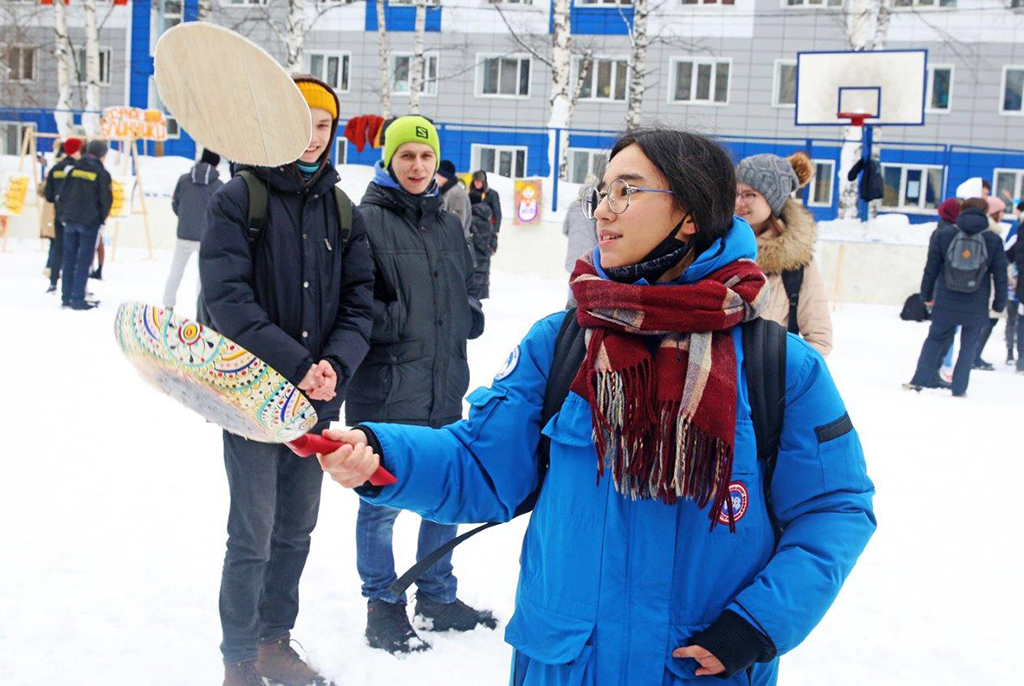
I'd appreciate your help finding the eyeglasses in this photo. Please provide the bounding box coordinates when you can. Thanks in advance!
[579,179,674,220]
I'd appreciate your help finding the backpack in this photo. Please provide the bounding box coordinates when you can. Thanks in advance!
[900,293,930,322]
[943,229,989,293]
[388,312,787,597]
[195,170,354,326]
[781,267,804,334]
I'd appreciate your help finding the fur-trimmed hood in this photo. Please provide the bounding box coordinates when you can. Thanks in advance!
[755,198,817,275]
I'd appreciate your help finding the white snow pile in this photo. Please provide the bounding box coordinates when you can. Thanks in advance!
[817,213,937,246]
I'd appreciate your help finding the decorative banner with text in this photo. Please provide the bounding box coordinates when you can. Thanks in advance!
[101,107,168,142]
[0,173,31,217]
[514,179,543,226]
[109,176,136,220]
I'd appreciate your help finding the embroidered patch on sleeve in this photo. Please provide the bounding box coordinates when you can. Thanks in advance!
[494,346,521,381]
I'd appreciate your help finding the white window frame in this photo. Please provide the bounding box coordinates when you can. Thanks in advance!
[74,47,113,87]
[880,163,945,213]
[471,144,529,179]
[0,121,36,156]
[567,148,609,184]
[6,45,37,83]
[572,56,629,102]
[807,159,835,208]
[680,0,736,6]
[476,53,532,99]
[892,0,957,9]
[390,0,441,4]
[306,51,351,93]
[488,0,534,4]
[221,0,268,6]
[772,59,796,108]
[925,63,954,114]
[667,57,731,106]
[389,52,439,97]
[779,0,842,7]
[993,168,1024,200]
[1000,65,1024,116]
[576,0,633,5]
[334,138,348,165]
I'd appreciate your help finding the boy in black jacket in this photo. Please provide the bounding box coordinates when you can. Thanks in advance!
[55,139,111,310]
[42,137,82,294]
[199,75,373,686]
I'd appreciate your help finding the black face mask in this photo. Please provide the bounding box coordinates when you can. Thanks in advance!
[604,216,691,284]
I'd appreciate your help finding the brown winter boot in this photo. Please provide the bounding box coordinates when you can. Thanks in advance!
[256,636,334,686]
[223,658,265,686]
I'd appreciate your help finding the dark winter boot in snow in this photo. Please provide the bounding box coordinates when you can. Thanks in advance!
[256,636,333,686]
[973,359,994,371]
[223,658,265,686]
[414,594,498,632]
[1017,359,1024,373]
[366,599,431,654]
[89,265,103,280]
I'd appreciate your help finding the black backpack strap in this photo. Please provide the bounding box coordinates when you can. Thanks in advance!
[780,267,804,335]
[742,318,787,542]
[389,309,585,598]
[334,185,353,249]
[236,170,268,244]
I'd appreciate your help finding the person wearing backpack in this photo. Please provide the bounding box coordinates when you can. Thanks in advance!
[905,197,1008,397]
[345,116,492,656]
[163,148,222,309]
[198,75,373,686]
[314,129,875,686]
[734,152,833,356]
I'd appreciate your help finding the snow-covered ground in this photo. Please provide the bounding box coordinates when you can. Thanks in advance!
[0,241,1020,685]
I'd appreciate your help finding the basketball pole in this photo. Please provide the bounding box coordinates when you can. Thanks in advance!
[857,124,874,222]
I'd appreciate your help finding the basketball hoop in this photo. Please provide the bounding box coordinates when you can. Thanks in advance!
[838,112,874,127]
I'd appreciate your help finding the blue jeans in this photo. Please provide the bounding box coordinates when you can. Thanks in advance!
[60,223,99,304]
[219,430,324,662]
[941,326,959,368]
[356,499,457,605]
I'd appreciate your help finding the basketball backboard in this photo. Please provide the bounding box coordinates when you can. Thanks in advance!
[795,50,928,127]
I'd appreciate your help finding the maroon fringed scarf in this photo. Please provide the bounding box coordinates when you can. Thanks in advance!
[569,250,769,528]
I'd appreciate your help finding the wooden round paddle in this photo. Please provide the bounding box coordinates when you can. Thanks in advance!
[153,22,312,167]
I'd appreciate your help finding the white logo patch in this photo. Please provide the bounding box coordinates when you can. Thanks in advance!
[494,346,521,381]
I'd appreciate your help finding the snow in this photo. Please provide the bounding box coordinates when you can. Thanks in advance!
[818,213,937,246]
[2,240,1021,684]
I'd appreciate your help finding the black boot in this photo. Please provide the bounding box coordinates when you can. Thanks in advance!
[414,594,498,632]
[89,264,103,280]
[365,599,430,655]
[973,359,995,371]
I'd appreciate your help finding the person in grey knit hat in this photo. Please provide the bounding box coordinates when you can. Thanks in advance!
[85,139,109,159]
[735,153,801,217]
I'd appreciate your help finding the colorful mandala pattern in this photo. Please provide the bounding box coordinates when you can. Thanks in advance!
[115,302,317,442]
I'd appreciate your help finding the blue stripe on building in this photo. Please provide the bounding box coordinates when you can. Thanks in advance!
[365,1,442,33]
[551,5,635,36]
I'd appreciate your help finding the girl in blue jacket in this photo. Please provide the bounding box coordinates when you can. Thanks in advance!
[315,129,876,685]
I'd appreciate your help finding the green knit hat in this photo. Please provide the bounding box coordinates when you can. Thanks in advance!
[382,116,440,168]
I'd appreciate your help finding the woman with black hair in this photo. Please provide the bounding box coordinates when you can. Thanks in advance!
[317,129,875,685]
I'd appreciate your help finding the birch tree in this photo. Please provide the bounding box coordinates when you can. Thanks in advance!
[283,0,306,74]
[376,0,393,118]
[546,0,573,183]
[234,1,348,76]
[199,0,215,22]
[624,0,650,131]
[408,0,427,114]
[53,0,75,136]
[82,0,102,135]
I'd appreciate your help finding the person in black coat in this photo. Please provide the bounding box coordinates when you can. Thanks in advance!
[42,137,82,294]
[468,170,502,299]
[345,115,493,656]
[163,148,222,308]
[906,198,1008,396]
[55,139,112,310]
[199,75,373,685]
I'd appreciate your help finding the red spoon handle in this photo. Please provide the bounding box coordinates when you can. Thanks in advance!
[286,434,397,486]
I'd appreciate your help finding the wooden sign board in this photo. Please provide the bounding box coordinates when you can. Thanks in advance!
[514,178,543,225]
[101,107,168,142]
[0,173,31,217]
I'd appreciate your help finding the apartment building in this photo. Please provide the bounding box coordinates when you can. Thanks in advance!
[3,0,1024,220]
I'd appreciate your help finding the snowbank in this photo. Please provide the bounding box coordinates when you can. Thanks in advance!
[818,213,937,246]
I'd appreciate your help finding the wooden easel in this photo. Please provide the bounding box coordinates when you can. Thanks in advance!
[109,137,153,261]
[0,128,60,253]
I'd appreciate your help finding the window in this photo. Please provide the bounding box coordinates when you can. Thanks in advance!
[926,65,953,113]
[75,47,112,87]
[489,0,534,4]
[681,0,735,5]
[807,159,835,207]
[224,0,268,5]
[782,0,842,6]
[390,53,438,96]
[389,0,441,4]
[150,77,180,139]
[881,164,944,212]
[159,0,182,34]
[574,57,628,101]
[0,122,35,156]
[479,56,531,98]
[307,52,350,92]
[669,58,730,105]
[1001,66,1024,115]
[893,0,956,7]
[577,0,633,5]
[773,60,796,107]
[334,139,348,165]
[472,144,527,178]
[994,169,1024,201]
[5,46,36,82]
[568,149,609,184]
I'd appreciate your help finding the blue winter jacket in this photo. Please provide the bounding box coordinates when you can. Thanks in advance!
[359,220,876,685]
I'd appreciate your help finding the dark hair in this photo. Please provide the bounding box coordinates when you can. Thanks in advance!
[1017,201,1024,213]
[962,197,988,212]
[981,179,991,191]
[609,128,735,255]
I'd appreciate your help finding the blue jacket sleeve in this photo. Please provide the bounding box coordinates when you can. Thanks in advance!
[358,315,561,524]
[198,180,314,385]
[322,209,373,392]
[727,338,876,655]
